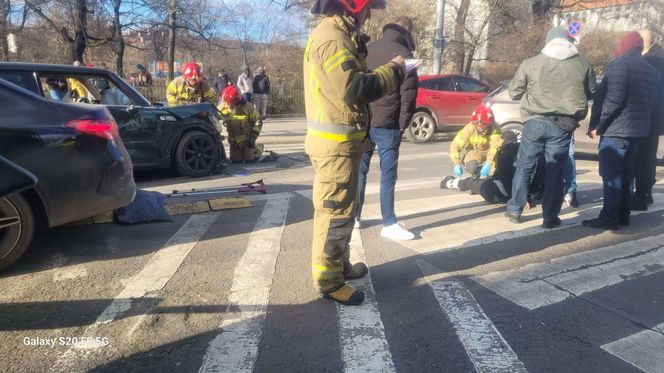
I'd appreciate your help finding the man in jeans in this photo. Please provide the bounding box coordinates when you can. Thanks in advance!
[506,26,596,228]
[356,17,417,241]
[253,66,270,120]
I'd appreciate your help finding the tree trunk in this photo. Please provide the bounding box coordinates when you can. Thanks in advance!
[451,0,471,74]
[464,46,476,75]
[0,0,9,61]
[113,0,124,76]
[72,0,87,63]
[167,0,177,81]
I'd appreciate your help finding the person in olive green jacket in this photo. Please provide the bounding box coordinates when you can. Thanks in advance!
[506,26,596,229]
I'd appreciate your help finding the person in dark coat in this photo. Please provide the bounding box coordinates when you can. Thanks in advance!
[355,16,418,241]
[213,69,231,94]
[583,31,660,230]
[633,30,664,210]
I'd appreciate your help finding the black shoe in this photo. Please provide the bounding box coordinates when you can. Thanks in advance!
[582,217,618,230]
[564,191,579,208]
[631,198,648,211]
[542,216,561,229]
[440,175,455,189]
[619,216,630,226]
[505,212,521,223]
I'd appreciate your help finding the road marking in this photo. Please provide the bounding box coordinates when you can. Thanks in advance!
[473,233,664,310]
[199,198,289,373]
[417,260,527,373]
[405,193,664,255]
[337,228,396,373]
[602,323,664,373]
[51,213,219,372]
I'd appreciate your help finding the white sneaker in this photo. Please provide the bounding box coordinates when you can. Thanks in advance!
[354,218,361,229]
[381,222,415,241]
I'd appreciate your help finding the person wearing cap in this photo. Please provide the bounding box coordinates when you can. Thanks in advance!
[166,62,217,106]
[506,26,596,229]
[583,32,660,230]
[632,30,664,211]
[305,0,404,306]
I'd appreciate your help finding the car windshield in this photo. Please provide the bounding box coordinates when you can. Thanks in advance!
[485,81,508,98]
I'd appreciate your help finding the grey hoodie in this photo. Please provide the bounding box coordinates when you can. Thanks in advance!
[509,38,596,123]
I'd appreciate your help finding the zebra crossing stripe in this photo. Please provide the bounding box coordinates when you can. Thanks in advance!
[52,213,221,372]
[337,228,396,373]
[601,323,664,373]
[473,233,664,310]
[417,260,528,373]
[405,193,664,255]
[199,198,289,373]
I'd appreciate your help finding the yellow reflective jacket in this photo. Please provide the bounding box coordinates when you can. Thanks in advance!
[166,76,216,106]
[67,78,87,99]
[303,14,402,156]
[449,123,503,168]
[217,100,263,143]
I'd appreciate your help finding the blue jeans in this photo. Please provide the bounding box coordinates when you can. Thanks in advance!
[356,127,402,226]
[598,137,640,223]
[507,118,572,220]
[564,135,577,193]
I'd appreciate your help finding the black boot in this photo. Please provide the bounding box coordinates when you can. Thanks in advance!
[582,217,618,231]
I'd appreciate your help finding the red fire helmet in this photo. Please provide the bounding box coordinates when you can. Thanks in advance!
[182,62,202,84]
[471,105,495,131]
[221,85,242,107]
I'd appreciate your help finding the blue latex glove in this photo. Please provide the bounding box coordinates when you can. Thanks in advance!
[480,163,491,178]
[246,135,257,149]
[454,165,463,177]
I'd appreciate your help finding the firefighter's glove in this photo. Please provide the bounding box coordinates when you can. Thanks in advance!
[480,163,491,178]
[247,135,257,149]
[454,165,463,177]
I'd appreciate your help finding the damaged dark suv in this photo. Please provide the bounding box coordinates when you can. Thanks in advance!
[0,63,227,177]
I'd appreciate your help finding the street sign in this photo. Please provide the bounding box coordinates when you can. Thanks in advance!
[567,19,583,38]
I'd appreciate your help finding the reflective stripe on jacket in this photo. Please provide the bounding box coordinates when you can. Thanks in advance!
[217,100,263,143]
[303,14,402,156]
[449,123,503,168]
[166,77,216,106]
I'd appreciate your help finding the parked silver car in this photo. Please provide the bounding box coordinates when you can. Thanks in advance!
[482,81,664,157]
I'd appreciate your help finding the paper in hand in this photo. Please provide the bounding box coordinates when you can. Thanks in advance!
[405,59,423,73]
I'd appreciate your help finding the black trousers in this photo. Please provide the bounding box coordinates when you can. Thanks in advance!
[634,134,660,202]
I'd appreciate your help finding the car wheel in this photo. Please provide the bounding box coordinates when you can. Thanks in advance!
[406,111,436,143]
[0,194,34,271]
[175,131,220,177]
[501,122,524,142]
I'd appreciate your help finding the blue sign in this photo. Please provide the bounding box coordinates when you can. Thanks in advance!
[567,19,583,37]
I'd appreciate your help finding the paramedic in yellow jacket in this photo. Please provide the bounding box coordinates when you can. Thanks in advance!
[305,0,405,306]
[449,106,504,178]
[166,62,216,106]
[218,85,264,163]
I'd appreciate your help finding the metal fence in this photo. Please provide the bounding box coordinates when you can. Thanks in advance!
[136,79,304,115]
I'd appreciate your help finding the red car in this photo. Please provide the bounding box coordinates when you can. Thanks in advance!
[405,74,492,143]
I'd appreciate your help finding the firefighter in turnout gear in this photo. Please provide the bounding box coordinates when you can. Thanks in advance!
[218,85,265,163]
[449,106,503,178]
[166,62,217,106]
[305,0,405,306]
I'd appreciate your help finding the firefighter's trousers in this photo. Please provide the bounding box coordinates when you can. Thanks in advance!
[228,139,263,163]
[310,153,362,294]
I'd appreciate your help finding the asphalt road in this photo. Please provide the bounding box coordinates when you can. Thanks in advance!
[2,118,663,373]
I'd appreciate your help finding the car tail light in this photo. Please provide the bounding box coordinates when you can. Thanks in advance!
[66,116,119,140]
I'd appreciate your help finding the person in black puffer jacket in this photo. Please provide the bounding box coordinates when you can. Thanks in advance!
[633,30,664,210]
[583,31,660,230]
[355,17,418,241]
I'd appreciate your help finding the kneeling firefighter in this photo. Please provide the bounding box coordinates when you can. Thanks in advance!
[218,85,271,163]
[305,0,405,305]
[449,106,503,178]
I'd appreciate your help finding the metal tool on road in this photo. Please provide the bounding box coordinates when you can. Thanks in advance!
[168,179,267,197]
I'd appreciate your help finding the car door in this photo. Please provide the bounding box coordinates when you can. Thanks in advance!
[419,77,459,127]
[452,76,492,122]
